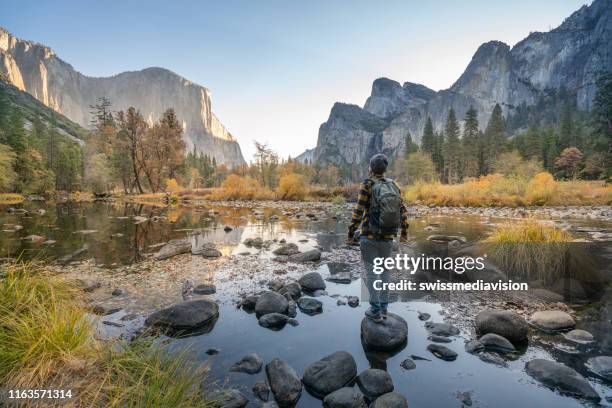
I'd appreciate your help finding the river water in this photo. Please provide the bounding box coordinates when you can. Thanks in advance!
[0,201,611,407]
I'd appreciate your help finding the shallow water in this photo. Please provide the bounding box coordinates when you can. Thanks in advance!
[1,201,611,407]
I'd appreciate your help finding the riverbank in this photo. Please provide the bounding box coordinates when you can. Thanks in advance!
[0,261,215,407]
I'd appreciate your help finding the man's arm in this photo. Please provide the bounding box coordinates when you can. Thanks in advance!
[348,180,370,239]
[394,181,409,241]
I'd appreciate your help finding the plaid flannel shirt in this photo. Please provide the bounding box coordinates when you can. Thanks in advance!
[348,175,409,241]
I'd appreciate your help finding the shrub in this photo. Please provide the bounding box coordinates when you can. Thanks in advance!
[210,175,274,200]
[277,173,307,201]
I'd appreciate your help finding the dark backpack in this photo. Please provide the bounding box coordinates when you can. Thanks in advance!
[369,177,402,237]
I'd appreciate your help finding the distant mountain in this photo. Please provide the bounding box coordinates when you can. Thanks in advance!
[295,147,315,164]
[0,27,245,167]
[312,0,612,172]
[0,78,87,145]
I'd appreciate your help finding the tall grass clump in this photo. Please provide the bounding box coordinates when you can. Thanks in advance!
[276,173,308,201]
[96,340,210,408]
[0,262,213,407]
[483,220,572,284]
[0,261,93,387]
[209,174,274,200]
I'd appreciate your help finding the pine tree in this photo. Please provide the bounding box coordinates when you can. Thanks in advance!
[461,106,480,178]
[442,109,461,184]
[7,109,27,154]
[524,125,543,160]
[483,103,506,174]
[421,117,435,158]
[559,102,574,149]
[0,85,11,144]
[404,131,418,156]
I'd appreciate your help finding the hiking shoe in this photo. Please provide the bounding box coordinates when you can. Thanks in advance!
[381,309,388,319]
[365,309,383,323]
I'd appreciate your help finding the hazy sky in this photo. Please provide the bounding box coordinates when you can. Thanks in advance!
[2,0,587,161]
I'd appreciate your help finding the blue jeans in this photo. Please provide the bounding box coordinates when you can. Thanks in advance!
[360,236,393,313]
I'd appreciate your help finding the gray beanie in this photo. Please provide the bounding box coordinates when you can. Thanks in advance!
[369,154,388,175]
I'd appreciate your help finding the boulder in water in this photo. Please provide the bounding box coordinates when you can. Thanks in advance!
[525,359,600,401]
[425,322,459,337]
[266,358,302,407]
[356,369,394,399]
[298,272,326,292]
[529,310,575,332]
[585,356,612,382]
[322,387,367,408]
[475,309,528,342]
[361,313,407,351]
[259,313,291,329]
[154,238,191,260]
[230,353,263,374]
[302,351,357,398]
[255,291,289,317]
[289,249,322,263]
[371,392,408,408]
[297,297,323,315]
[478,333,515,353]
[427,344,457,361]
[145,299,219,333]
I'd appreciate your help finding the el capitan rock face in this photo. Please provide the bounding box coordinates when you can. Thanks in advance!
[0,27,245,167]
[311,0,612,171]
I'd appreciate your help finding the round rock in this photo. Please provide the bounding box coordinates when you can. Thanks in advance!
[298,272,326,292]
[323,387,367,408]
[478,333,515,353]
[302,351,357,398]
[361,313,407,351]
[208,389,248,408]
[297,297,323,315]
[563,329,595,344]
[371,392,408,408]
[258,313,290,329]
[255,291,289,317]
[586,356,612,382]
[425,322,459,337]
[229,353,263,374]
[266,358,302,407]
[475,309,528,342]
[427,344,457,361]
[525,359,600,401]
[356,369,394,399]
[145,299,219,332]
[529,310,575,332]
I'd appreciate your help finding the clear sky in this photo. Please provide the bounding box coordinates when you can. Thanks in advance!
[2,0,587,162]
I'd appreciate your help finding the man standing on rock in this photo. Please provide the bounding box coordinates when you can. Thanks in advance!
[347,154,409,323]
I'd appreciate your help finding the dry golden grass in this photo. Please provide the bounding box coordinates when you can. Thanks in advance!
[0,193,24,204]
[483,219,572,285]
[404,172,612,207]
[0,262,212,407]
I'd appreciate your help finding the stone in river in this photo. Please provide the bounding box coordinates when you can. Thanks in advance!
[347,296,359,307]
[279,282,302,300]
[356,369,394,399]
[563,329,594,344]
[193,284,216,295]
[525,359,600,401]
[145,299,219,333]
[302,351,357,398]
[425,322,459,337]
[240,295,258,311]
[266,358,302,407]
[298,272,326,291]
[475,309,528,342]
[23,235,44,243]
[428,334,452,343]
[153,238,191,260]
[255,291,288,317]
[478,351,508,367]
[289,249,322,263]
[478,333,515,353]
[585,356,612,382]
[273,243,300,256]
[427,344,457,361]
[400,358,416,370]
[464,340,485,354]
[323,387,367,408]
[297,297,323,315]
[258,313,290,329]
[361,313,407,351]
[371,392,408,408]
[229,353,263,374]
[92,304,122,315]
[417,311,431,321]
[529,310,575,332]
[208,389,248,408]
[253,381,270,401]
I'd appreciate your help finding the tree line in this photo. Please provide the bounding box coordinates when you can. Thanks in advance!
[392,72,611,185]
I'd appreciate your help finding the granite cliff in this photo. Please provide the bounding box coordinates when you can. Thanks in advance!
[0,27,245,167]
[311,0,612,170]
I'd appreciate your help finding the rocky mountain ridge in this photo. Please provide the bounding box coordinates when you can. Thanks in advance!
[310,0,612,171]
[0,27,245,167]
